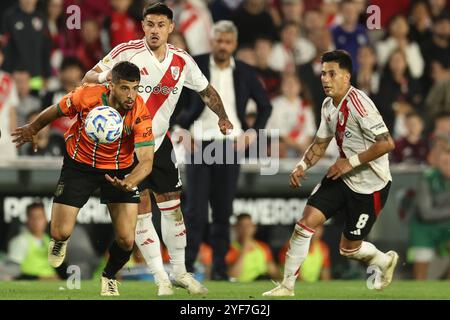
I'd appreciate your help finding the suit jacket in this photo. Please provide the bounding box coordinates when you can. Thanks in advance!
[176,54,272,132]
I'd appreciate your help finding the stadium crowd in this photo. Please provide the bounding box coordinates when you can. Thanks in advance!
[0,0,449,282]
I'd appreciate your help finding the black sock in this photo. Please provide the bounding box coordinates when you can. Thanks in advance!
[102,241,132,279]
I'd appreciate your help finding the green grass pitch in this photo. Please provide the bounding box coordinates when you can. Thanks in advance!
[0,280,448,300]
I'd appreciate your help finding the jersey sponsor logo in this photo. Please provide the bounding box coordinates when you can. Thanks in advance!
[345,130,352,138]
[137,84,179,95]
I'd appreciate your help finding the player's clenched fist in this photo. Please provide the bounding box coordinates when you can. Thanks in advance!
[326,158,353,180]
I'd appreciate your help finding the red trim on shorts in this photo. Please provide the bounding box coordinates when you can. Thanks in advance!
[373,191,382,216]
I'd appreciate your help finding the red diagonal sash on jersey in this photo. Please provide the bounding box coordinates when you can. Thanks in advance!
[335,99,349,158]
[145,54,186,119]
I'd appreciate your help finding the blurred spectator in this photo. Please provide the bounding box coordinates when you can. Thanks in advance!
[303,8,326,37]
[408,1,432,47]
[75,19,104,70]
[331,0,369,72]
[355,45,379,96]
[236,45,257,66]
[267,73,315,158]
[376,49,423,135]
[0,202,57,280]
[1,0,51,90]
[233,0,277,46]
[279,225,331,282]
[425,61,450,120]
[226,213,280,282]
[298,27,334,126]
[427,0,449,20]
[102,0,143,51]
[275,0,304,27]
[420,15,450,94]
[42,56,84,135]
[428,113,450,165]
[320,0,340,27]
[210,0,244,21]
[409,136,450,280]
[13,70,41,127]
[0,48,18,159]
[45,0,66,78]
[392,112,429,164]
[168,31,189,51]
[169,0,214,56]
[23,110,65,156]
[376,15,424,79]
[269,21,315,73]
[253,36,281,99]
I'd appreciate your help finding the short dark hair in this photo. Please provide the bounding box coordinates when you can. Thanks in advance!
[142,2,173,20]
[26,202,45,217]
[111,61,140,83]
[321,50,353,74]
[236,213,252,223]
[60,56,84,72]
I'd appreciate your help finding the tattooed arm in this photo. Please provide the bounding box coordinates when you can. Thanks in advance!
[198,84,233,134]
[358,132,396,163]
[290,136,333,188]
[326,132,395,181]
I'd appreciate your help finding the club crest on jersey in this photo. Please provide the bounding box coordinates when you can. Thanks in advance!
[171,66,180,80]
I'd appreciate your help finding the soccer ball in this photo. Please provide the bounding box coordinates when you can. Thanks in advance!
[84,106,123,144]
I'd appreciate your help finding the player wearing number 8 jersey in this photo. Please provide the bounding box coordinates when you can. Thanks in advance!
[83,3,233,295]
[263,50,399,297]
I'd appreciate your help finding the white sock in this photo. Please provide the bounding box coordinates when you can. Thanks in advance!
[282,222,315,289]
[340,241,390,270]
[135,213,169,282]
[158,199,187,276]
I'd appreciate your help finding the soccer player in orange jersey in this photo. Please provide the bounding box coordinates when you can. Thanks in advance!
[11,61,154,296]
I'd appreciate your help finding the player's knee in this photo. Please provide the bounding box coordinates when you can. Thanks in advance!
[138,190,151,213]
[116,235,134,251]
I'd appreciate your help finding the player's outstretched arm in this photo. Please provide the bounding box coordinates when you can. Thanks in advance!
[82,65,112,84]
[326,132,395,180]
[290,136,332,188]
[11,104,61,151]
[198,84,233,134]
[105,145,154,192]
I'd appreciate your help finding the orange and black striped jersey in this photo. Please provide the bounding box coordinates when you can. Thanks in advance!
[57,84,154,170]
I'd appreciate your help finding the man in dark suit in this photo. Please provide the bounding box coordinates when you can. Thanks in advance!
[176,20,272,280]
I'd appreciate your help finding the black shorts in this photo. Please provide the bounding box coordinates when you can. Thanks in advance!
[53,155,140,208]
[138,134,182,194]
[307,176,391,241]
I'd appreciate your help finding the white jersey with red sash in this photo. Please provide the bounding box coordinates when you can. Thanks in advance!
[316,86,392,194]
[97,39,209,151]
